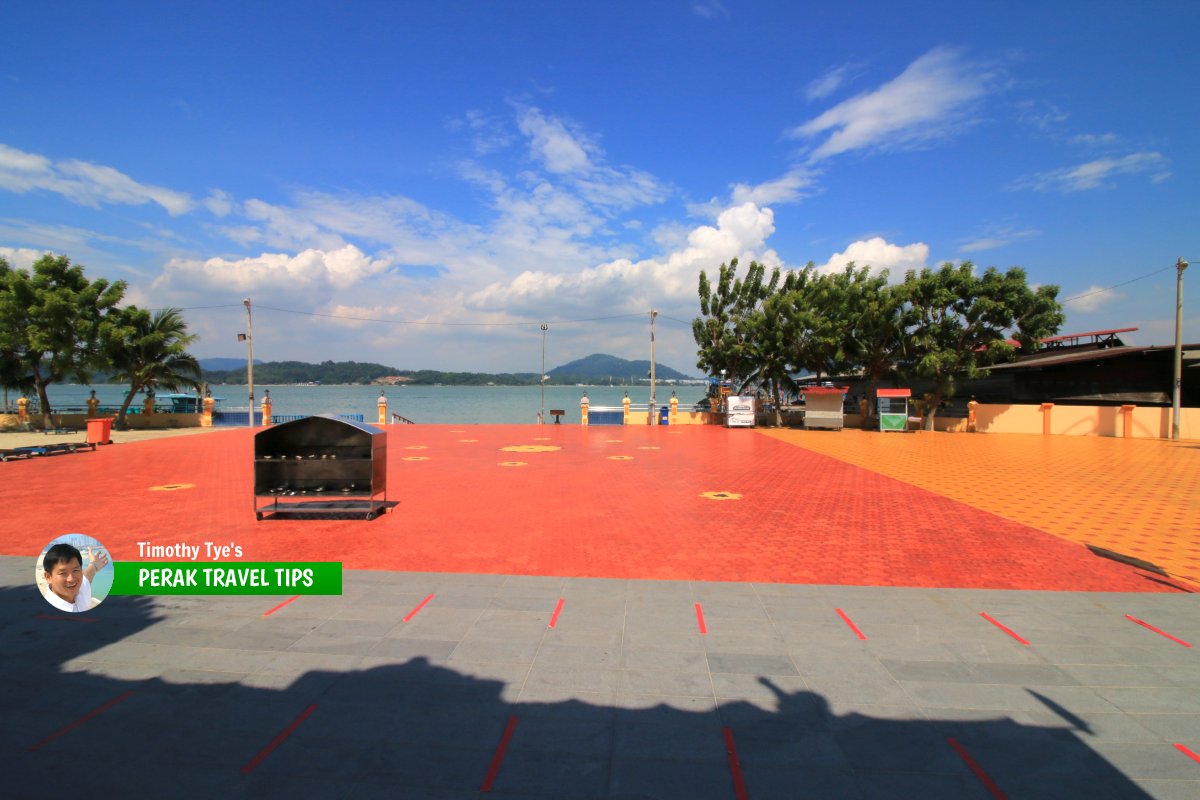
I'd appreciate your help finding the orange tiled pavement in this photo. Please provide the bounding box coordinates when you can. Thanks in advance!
[0,424,1190,592]
[760,427,1200,589]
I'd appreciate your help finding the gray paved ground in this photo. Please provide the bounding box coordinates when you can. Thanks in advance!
[4,556,1198,799]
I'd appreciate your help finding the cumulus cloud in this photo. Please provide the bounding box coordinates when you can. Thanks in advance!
[0,143,193,215]
[466,202,779,316]
[790,47,993,162]
[156,244,392,294]
[814,237,929,278]
[516,107,594,174]
[730,167,814,206]
[0,246,50,269]
[204,189,234,217]
[1010,152,1170,193]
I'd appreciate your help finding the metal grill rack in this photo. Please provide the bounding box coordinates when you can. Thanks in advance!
[253,415,387,520]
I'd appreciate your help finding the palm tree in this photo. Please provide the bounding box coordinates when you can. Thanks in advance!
[107,307,202,430]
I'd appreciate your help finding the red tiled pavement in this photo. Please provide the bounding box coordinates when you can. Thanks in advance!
[0,424,1182,592]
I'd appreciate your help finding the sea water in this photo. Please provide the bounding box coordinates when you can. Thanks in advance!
[43,383,709,425]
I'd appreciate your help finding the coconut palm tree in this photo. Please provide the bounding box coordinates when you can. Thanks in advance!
[106,307,202,430]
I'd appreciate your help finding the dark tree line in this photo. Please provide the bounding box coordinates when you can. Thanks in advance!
[693,258,1065,428]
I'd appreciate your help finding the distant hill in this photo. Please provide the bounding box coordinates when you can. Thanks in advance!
[198,354,697,385]
[199,357,263,371]
[548,353,697,382]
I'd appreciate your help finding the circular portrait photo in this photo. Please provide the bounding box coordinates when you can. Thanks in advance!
[35,534,113,613]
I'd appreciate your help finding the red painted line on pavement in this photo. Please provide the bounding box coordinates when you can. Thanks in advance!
[1176,743,1200,764]
[835,608,867,640]
[33,613,100,622]
[29,690,135,751]
[695,602,708,635]
[262,595,300,617]
[1126,615,1192,648]
[979,612,1030,646]
[480,716,520,792]
[722,727,750,800]
[548,597,565,629]
[403,593,436,622]
[240,703,318,774]
[947,736,1008,800]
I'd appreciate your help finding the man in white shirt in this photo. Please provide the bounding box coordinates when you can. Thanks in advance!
[41,543,109,613]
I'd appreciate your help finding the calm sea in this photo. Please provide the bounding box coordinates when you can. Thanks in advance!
[41,383,708,425]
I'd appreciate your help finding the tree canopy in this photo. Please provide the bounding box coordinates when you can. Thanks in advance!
[692,257,1063,425]
[0,254,127,427]
[105,306,203,429]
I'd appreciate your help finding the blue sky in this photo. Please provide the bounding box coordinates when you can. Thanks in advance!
[1,1,1197,374]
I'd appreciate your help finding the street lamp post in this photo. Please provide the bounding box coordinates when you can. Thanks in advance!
[539,323,549,425]
[649,309,658,425]
[1173,258,1188,440]
[244,298,254,429]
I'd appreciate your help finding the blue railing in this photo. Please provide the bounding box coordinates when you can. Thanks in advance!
[269,414,366,424]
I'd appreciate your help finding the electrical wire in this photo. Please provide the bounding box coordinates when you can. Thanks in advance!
[1059,265,1174,305]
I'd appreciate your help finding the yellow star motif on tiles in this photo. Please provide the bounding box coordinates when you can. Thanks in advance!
[499,445,562,453]
[402,456,430,462]
[150,483,196,492]
[458,439,479,443]
[700,491,742,500]
[498,461,528,467]
[638,446,661,450]
[608,455,634,461]
[404,445,428,450]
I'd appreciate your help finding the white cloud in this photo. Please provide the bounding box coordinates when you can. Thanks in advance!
[1010,151,1169,193]
[805,64,853,100]
[692,1,728,20]
[1062,285,1122,313]
[0,246,50,269]
[814,237,929,278]
[0,143,193,215]
[204,189,234,217]
[156,245,392,294]
[959,227,1039,253]
[730,167,814,206]
[466,202,779,316]
[790,47,993,162]
[516,107,594,174]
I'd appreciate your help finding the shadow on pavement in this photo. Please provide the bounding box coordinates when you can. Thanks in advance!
[2,586,1162,800]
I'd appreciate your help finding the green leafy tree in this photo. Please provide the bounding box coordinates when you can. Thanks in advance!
[106,307,202,430]
[0,254,126,428]
[692,258,780,388]
[779,267,860,382]
[740,292,799,426]
[900,262,1064,428]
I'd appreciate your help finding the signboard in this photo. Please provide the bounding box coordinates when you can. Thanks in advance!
[726,396,756,428]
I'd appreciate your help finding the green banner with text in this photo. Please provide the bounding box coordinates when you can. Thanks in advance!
[110,562,342,595]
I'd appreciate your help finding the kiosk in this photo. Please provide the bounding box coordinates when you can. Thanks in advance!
[801,386,849,430]
[876,388,912,432]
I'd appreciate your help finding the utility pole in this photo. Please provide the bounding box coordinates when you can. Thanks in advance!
[1173,258,1188,440]
[539,322,549,424]
[244,298,255,429]
[649,309,658,425]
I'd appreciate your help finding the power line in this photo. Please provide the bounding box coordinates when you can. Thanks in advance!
[1059,265,1175,305]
